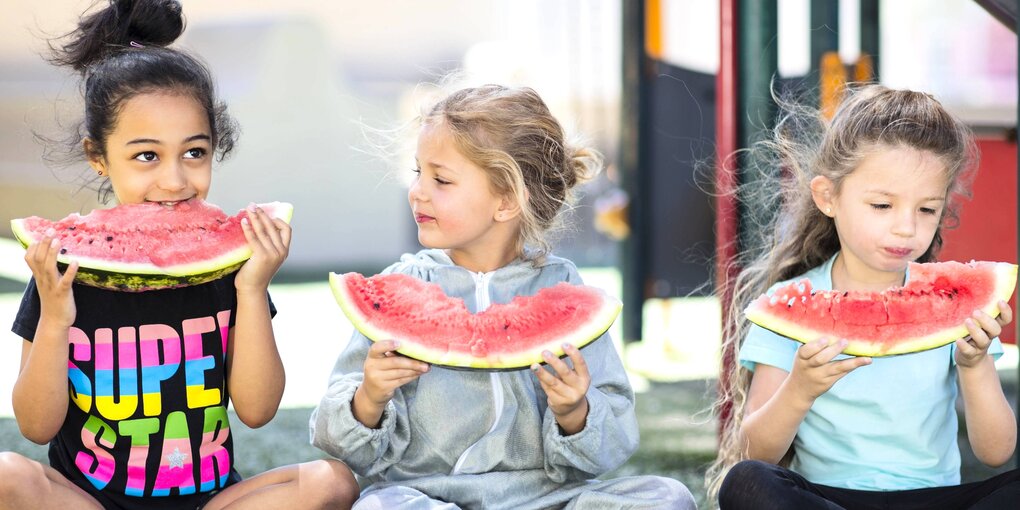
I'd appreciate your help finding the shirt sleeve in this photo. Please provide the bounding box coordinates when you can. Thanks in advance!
[738,323,800,373]
[539,264,639,482]
[308,260,415,477]
[308,329,413,477]
[11,278,40,341]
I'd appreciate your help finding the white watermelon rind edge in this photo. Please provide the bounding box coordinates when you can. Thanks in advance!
[9,202,293,278]
[745,262,1018,357]
[328,272,623,370]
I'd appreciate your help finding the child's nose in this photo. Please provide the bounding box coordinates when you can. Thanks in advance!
[157,161,187,192]
[408,178,427,202]
[891,210,916,237]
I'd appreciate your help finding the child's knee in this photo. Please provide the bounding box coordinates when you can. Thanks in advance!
[719,460,772,504]
[0,452,44,497]
[304,459,359,507]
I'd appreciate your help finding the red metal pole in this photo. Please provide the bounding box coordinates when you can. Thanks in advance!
[715,0,740,433]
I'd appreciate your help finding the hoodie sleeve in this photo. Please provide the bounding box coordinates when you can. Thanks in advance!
[308,260,419,477]
[309,330,415,477]
[539,265,639,482]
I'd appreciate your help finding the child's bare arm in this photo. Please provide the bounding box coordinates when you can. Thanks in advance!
[957,302,1016,467]
[740,339,870,463]
[12,239,78,443]
[225,207,290,428]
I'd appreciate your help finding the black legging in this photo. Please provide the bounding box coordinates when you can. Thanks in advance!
[718,460,1020,510]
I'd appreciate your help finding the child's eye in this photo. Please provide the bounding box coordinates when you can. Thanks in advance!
[869,203,891,210]
[434,177,451,185]
[920,207,938,215]
[183,148,207,159]
[133,151,158,162]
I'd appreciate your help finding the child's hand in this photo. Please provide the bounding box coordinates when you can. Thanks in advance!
[24,236,77,328]
[236,204,291,292]
[531,343,590,434]
[789,338,871,403]
[359,340,430,406]
[956,301,1012,368]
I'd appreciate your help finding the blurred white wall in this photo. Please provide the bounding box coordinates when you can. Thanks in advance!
[1,0,623,274]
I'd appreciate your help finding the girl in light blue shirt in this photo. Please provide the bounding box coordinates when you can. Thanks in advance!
[707,84,1019,509]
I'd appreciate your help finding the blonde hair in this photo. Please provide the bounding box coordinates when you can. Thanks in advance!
[704,84,978,502]
[421,84,603,258]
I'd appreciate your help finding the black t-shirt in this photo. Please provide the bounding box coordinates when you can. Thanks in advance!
[12,274,276,509]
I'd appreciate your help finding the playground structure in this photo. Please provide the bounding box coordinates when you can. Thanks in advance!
[617,0,1018,435]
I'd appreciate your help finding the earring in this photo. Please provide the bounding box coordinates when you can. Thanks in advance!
[97,171,104,176]
[825,207,831,215]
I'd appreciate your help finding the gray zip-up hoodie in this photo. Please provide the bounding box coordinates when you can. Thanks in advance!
[309,249,641,508]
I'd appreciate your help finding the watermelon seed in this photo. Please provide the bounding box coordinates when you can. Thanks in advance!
[67,226,76,230]
[59,248,67,254]
[372,302,381,310]
[106,236,114,242]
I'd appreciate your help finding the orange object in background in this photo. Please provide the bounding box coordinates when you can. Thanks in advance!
[820,51,847,120]
[939,137,1018,344]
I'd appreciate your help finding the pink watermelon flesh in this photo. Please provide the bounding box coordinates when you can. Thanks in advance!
[329,272,622,370]
[11,199,293,292]
[744,260,1017,356]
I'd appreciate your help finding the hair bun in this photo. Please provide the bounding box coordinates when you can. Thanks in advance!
[49,0,185,72]
[123,0,185,47]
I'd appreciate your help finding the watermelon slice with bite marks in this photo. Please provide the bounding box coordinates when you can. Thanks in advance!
[329,272,622,370]
[744,260,1017,357]
[10,200,293,292]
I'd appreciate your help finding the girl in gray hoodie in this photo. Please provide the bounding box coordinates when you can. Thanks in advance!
[310,85,696,509]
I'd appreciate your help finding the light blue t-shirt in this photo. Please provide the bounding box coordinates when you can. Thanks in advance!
[739,253,1003,491]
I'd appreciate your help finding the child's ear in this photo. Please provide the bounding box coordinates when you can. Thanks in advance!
[83,138,107,176]
[810,176,835,217]
[495,195,523,223]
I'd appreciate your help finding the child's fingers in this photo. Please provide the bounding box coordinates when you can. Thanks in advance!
[995,301,1013,327]
[955,336,981,358]
[273,218,292,250]
[800,338,845,366]
[368,340,402,358]
[797,338,829,361]
[963,317,993,350]
[60,261,79,287]
[831,355,871,375]
[530,362,559,390]
[540,350,578,384]
[252,207,285,251]
[562,344,590,380]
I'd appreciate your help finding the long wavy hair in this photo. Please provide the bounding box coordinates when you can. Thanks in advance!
[704,83,978,504]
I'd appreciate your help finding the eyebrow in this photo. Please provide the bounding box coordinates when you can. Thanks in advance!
[866,190,946,201]
[415,156,457,173]
[125,134,211,145]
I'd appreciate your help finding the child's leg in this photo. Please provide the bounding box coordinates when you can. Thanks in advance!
[563,475,696,509]
[0,452,103,510]
[203,459,358,510]
[969,469,1020,509]
[355,486,461,509]
[719,460,846,510]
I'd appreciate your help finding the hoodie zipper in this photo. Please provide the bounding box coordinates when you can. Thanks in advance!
[451,271,504,475]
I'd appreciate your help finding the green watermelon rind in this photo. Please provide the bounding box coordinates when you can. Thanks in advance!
[10,202,294,292]
[328,272,623,370]
[745,262,1018,357]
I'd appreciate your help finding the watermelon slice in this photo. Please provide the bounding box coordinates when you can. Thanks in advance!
[10,200,293,292]
[744,260,1018,357]
[328,272,622,370]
